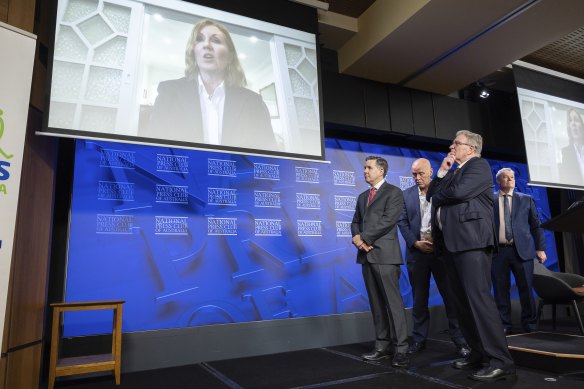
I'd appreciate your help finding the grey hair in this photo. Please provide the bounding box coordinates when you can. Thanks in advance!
[456,130,483,156]
[496,167,515,181]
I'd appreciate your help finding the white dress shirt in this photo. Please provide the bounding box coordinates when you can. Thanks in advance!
[419,187,432,240]
[498,189,514,244]
[198,74,225,145]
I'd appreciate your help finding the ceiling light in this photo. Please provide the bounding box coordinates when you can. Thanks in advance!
[479,89,490,99]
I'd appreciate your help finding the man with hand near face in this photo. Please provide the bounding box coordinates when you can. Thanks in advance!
[398,158,469,357]
[492,168,546,335]
[351,156,409,368]
[427,131,515,382]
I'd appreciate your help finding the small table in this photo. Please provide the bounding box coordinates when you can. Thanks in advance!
[48,300,125,389]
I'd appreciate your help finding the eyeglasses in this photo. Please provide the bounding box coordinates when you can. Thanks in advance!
[451,140,475,148]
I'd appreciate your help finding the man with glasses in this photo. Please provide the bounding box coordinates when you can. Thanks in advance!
[426,131,515,382]
[398,158,469,357]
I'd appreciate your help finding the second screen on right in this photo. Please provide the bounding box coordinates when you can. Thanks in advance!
[514,64,584,190]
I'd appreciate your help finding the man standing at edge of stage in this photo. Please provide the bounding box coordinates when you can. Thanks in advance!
[426,130,515,382]
[492,167,547,334]
[351,156,409,368]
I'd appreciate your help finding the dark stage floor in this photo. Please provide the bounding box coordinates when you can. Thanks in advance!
[54,319,584,389]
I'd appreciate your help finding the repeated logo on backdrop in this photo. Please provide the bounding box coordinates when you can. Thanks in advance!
[89,147,349,242]
[64,139,558,336]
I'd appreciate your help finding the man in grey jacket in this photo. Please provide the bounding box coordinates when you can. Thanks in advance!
[351,156,409,368]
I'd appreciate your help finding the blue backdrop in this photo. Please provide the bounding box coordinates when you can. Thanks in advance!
[63,138,558,336]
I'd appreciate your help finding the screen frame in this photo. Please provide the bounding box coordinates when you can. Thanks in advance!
[40,0,325,161]
[513,61,584,191]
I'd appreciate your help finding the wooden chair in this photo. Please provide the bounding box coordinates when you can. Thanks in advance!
[48,300,125,389]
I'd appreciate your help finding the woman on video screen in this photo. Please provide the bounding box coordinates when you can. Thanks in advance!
[142,19,277,151]
[560,108,584,185]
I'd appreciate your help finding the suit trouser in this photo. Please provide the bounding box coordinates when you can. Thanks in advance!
[444,248,514,368]
[492,246,537,331]
[362,262,408,354]
[407,252,465,345]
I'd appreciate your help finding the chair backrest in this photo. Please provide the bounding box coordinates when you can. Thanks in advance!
[533,273,573,303]
[533,272,582,302]
[533,260,554,276]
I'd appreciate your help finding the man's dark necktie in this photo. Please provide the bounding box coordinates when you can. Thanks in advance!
[367,187,376,206]
[503,195,513,242]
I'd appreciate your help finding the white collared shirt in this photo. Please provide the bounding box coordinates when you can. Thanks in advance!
[372,178,385,191]
[198,74,225,145]
[419,187,432,239]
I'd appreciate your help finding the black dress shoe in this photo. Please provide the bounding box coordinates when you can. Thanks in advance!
[452,356,486,370]
[469,366,516,382]
[391,353,410,368]
[407,341,426,354]
[455,344,471,358]
[361,349,390,361]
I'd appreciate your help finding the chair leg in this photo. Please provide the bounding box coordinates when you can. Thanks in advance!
[552,303,557,330]
[536,300,545,330]
[571,300,584,336]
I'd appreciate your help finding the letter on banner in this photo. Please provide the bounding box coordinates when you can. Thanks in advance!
[0,21,36,351]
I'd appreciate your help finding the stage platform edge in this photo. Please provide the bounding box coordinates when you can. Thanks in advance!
[507,331,584,374]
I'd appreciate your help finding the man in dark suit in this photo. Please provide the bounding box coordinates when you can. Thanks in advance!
[398,158,469,357]
[492,168,546,334]
[351,156,409,368]
[427,131,515,382]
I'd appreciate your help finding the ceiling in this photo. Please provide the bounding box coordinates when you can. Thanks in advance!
[311,0,584,95]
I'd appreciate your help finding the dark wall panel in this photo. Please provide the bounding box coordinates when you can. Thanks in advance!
[432,95,462,140]
[322,71,365,128]
[433,95,484,140]
[411,90,435,138]
[363,80,390,132]
[388,85,413,135]
[483,92,524,155]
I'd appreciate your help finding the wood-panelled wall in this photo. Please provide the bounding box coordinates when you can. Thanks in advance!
[1,0,56,388]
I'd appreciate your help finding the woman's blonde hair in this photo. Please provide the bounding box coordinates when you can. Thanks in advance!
[566,108,584,143]
[184,19,247,87]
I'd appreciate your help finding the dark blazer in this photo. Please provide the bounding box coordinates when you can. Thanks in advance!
[398,185,422,262]
[351,181,404,265]
[560,145,584,186]
[427,157,495,253]
[493,191,545,260]
[142,77,277,151]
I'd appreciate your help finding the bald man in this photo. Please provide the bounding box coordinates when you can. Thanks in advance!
[398,158,469,357]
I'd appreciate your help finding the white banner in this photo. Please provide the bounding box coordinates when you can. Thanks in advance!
[0,22,36,351]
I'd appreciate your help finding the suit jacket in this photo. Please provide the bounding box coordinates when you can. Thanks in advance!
[141,77,277,151]
[560,145,584,186]
[351,181,404,264]
[398,185,423,262]
[426,157,496,253]
[493,191,545,260]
